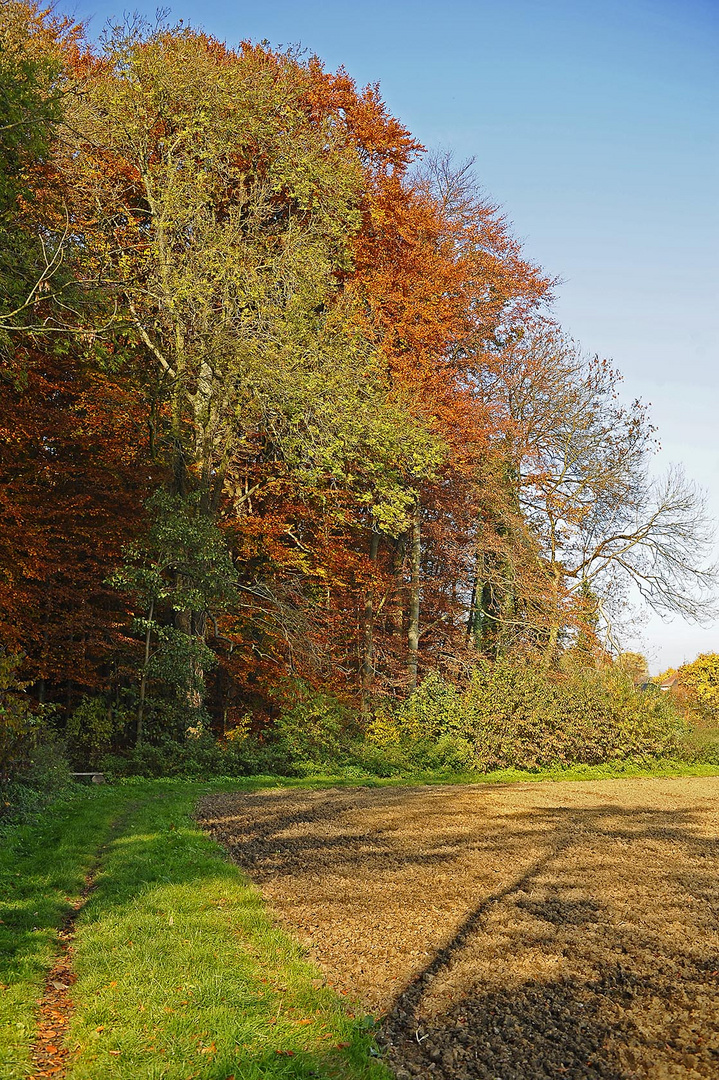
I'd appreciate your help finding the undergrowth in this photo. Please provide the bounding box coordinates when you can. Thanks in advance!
[96,662,711,782]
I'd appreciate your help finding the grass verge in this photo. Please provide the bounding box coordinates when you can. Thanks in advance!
[0,784,131,1079]
[230,757,719,791]
[1,781,389,1080]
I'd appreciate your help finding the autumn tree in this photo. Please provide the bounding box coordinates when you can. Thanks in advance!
[3,4,712,749]
[678,654,719,721]
[346,151,552,692]
[0,2,78,337]
[0,5,153,711]
[480,322,716,657]
[53,20,447,708]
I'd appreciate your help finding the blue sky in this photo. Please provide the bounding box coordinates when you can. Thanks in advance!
[63,0,719,671]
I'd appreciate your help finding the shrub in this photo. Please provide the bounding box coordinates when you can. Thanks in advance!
[677,654,719,722]
[367,660,687,772]
[272,680,355,766]
[66,696,129,766]
[0,651,72,822]
[99,730,292,780]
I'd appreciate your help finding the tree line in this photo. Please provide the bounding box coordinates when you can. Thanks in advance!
[1,2,714,753]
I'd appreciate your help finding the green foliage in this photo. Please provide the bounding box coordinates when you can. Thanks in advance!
[0,651,71,820]
[75,23,441,538]
[112,491,237,617]
[272,680,355,766]
[112,491,236,728]
[99,731,289,781]
[0,7,63,334]
[94,658,694,780]
[66,696,122,765]
[1,738,73,827]
[365,662,688,772]
[678,653,719,720]
[98,680,358,779]
[0,651,36,778]
[145,628,217,703]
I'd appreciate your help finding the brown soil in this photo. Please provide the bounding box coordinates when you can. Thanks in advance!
[198,777,719,1080]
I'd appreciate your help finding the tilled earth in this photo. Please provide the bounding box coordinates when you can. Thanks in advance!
[197,777,719,1079]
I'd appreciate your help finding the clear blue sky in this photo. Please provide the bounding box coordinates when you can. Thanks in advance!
[63,0,719,671]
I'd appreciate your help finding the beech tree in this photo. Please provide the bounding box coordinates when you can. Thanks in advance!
[63,22,439,514]
[2,3,713,737]
[483,323,717,654]
[55,21,445,701]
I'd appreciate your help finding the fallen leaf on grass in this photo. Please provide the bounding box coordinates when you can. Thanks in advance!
[275,1050,295,1056]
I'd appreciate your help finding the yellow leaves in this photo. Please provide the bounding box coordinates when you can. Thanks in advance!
[365,711,401,748]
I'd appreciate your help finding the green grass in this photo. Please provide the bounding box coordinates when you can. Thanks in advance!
[2,761,718,1079]
[230,757,719,790]
[0,784,132,1079]
[1,781,390,1080]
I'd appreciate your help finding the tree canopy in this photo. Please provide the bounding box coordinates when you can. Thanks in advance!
[0,2,715,752]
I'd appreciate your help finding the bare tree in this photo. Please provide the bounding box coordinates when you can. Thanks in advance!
[483,321,717,652]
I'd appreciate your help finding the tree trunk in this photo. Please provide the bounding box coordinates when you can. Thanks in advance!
[407,508,421,691]
[360,531,380,715]
[137,597,154,745]
[467,549,484,643]
[174,604,207,716]
[391,534,406,636]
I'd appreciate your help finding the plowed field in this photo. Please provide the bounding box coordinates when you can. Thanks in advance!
[198,777,719,1080]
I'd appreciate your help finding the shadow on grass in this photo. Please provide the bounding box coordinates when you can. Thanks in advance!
[62,786,389,1080]
[0,788,126,980]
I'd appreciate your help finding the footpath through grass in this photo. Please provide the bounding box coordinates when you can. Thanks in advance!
[1,780,390,1080]
[2,762,718,1079]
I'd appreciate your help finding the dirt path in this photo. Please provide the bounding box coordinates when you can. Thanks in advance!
[198,778,719,1080]
[28,803,141,1080]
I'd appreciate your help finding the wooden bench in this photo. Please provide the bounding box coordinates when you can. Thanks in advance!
[72,772,105,784]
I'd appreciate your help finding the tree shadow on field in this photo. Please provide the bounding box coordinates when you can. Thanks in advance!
[374,802,719,1080]
[198,785,719,1080]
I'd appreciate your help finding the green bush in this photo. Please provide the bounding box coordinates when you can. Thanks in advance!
[1,651,38,781]
[272,680,355,765]
[365,661,688,772]
[2,735,74,823]
[99,730,292,780]
[0,651,72,822]
[66,695,130,766]
[77,660,697,783]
